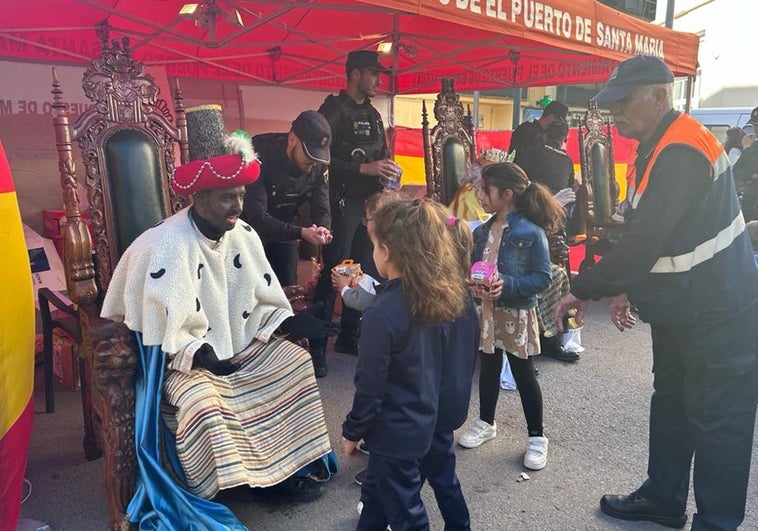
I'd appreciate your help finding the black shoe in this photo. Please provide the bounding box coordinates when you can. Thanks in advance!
[250,477,322,505]
[600,492,687,529]
[540,335,580,363]
[334,335,358,356]
[286,476,323,503]
[353,469,366,486]
[310,348,327,378]
[356,440,369,456]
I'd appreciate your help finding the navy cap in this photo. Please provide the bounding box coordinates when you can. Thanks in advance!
[592,56,674,105]
[748,106,758,126]
[292,110,331,165]
[346,50,391,75]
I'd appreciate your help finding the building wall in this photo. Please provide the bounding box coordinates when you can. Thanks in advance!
[394,94,513,131]
[656,0,758,108]
[394,87,548,131]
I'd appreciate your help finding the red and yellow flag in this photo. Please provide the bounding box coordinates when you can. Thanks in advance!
[0,138,35,530]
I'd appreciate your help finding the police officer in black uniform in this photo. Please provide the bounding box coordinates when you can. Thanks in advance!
[311,50,399,370]
[508,100,569,172]
[242,110,333,287]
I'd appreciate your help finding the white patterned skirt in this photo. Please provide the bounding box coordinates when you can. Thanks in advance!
[479,302,540,359]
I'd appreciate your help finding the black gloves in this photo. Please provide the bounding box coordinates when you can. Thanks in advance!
[192,343,238,376]
[279,302,341,340]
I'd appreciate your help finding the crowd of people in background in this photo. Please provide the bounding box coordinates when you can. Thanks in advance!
[729,107,758,222]
[101,49,758,531]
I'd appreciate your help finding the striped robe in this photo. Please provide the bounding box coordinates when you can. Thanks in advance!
[162,337,331,498]
[103,207,331,499]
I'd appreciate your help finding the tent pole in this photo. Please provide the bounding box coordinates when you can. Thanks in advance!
[388,14,400,157]
[472,91,480,131]
[512,88,522,130]
[685,75,693,113]
[665,0,676,28]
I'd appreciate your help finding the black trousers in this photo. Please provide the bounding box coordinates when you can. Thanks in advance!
[419,431,470,531]
[263,240,299,286]
[312,195,370,348]
[479,350,543,437]
[637,301,758,530]
[358,453,429,531]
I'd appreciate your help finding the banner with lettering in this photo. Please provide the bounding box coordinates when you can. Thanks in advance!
[0,0,699,92]
[377,0,698,78]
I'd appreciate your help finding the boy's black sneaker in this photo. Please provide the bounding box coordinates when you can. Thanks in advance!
[286,477,323,503]
[353,469,367,486]
[356,440,369,455]
[334,336,358,356]
[310,347,328,378]
[250,477,322,504]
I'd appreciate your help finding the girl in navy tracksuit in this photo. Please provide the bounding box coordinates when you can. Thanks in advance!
[342,199,468,531]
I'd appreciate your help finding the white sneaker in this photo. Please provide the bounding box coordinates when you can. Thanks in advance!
[523,436,548,470]
[458,419,497,448]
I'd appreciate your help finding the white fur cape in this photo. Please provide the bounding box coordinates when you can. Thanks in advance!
[101,207,293,368]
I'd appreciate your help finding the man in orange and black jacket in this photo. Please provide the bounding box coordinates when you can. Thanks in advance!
[556,56,758,531]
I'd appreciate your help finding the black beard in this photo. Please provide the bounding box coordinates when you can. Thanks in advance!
[190,207,226,241]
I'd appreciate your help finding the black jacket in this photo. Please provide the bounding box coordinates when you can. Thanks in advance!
[571,111,758,325]
[243,133,330,242]
[509,120,544,170]
[571,111,711,302]
[342,279,444,460]
[733,141,758,196]
[520,144,574,194]
[319,90,387,198]
[436,296,478,433]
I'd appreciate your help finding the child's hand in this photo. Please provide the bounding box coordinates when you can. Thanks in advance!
[485,278,504,300]
[342,437,358,456]
[331,269,353,292]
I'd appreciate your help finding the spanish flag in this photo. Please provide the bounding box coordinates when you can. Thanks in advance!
[0,138,35,530]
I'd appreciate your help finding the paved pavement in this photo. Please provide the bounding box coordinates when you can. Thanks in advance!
[20,302,758,530]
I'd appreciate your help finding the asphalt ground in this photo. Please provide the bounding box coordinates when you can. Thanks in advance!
[20,301,758,530]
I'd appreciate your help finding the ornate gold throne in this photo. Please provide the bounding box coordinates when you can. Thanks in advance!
[422,78,476,204]
[576,101,624,271]
[49,32,188,530]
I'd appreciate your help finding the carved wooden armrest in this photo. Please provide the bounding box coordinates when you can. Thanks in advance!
[283,284,312,313]
[60,217,99,305]
[88,319,137,530]
[88,319,137,418]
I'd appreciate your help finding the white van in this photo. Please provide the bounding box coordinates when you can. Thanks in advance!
[689,107,754,141]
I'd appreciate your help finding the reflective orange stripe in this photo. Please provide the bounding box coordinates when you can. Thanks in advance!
[628,115,722,208]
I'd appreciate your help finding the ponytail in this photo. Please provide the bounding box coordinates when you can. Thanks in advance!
[514,182,565,235]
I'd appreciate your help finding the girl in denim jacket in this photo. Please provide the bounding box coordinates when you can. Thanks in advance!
[458,162,564,471]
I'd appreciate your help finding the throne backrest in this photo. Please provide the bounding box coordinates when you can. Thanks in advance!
[577,101,618,226]
[51,34,189,305]
[422,78,476,204]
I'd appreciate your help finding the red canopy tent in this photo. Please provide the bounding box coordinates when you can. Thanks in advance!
[0,0,698,93]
